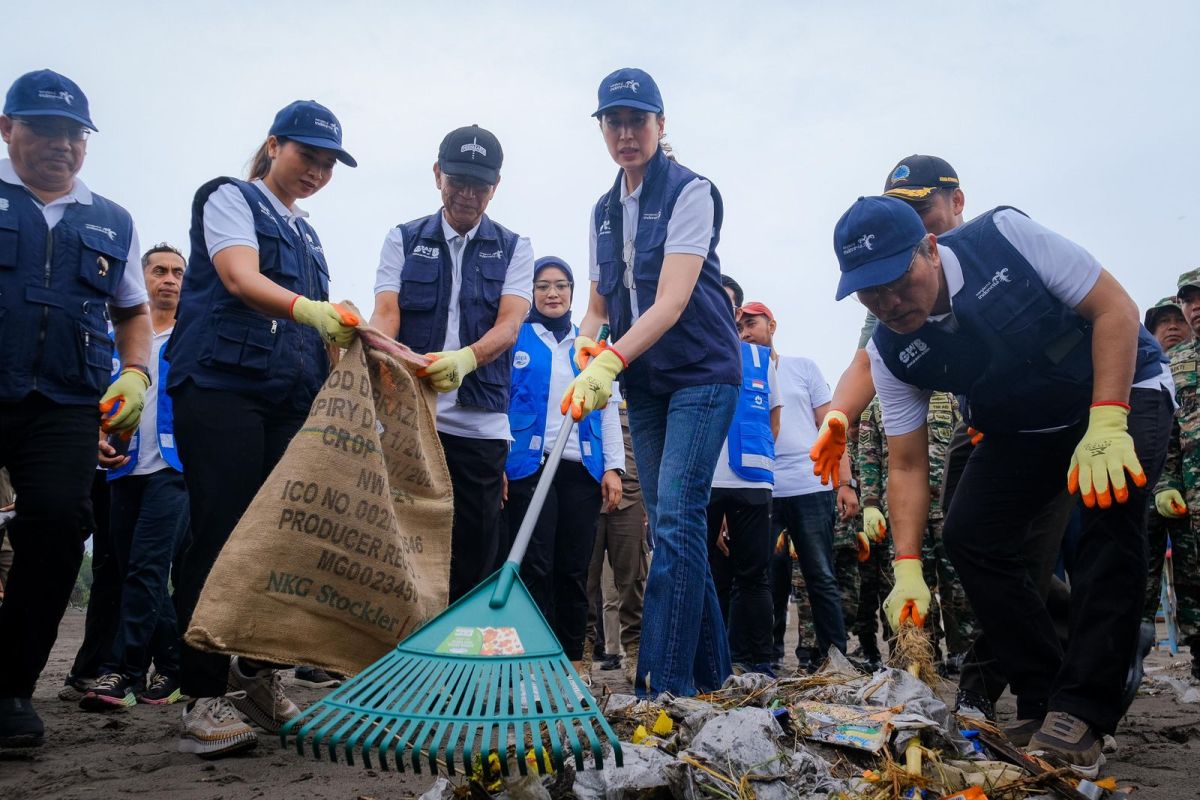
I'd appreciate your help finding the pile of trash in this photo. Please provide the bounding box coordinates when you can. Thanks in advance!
[416,650,1136,800]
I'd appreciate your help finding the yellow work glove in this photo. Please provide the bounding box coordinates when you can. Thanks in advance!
[882,558,931,632]
[561,348,626,421]
[1067,403,1147,509]
[810,410,849,486]
[291,296,360,348]
[856,531,871,562]
[99,367,151,436]
[1156,489,1188,518]
[863,506,887,543]
[572,335,599,371]
[418,346,478,393]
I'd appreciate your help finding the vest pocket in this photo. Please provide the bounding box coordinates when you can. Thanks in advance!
[477,260,506,305]
[79,321,114,392]
[203,310,279,374]
[399,261,439,311]
[78,229,126,295]
[0,215,18,268]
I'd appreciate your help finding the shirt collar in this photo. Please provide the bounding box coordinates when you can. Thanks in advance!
[0,158,92,206]
[251,178,308,220]
[440,210,480,243]
[928,245,965,323]
[619,179,644,204]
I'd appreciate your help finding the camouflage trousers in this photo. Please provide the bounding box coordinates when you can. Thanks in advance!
[1142,507,1200,648]
[793,515,860,656]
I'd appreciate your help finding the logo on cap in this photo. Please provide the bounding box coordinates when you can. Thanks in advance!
[842,233,876,256]
[460,137,487,159]
[37,89,73,106]
[609,79,640,93]
[890,165,910,185]
[313,118,340,137]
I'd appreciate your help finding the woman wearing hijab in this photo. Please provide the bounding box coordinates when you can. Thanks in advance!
[568,69,743,697]
[503,256,624,675]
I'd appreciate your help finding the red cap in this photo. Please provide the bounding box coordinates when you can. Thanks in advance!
[740,301,774,321]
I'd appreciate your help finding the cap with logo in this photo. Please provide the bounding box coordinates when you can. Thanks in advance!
[592,67,663,118]
[269,100,357,167]
[438,125,503,185]
[1144,296,1183,331]
[833,196,928,300]
[4,69,95,130]
[740,301,774,321]
[1177,268,1200,294]
[883,155,959,201]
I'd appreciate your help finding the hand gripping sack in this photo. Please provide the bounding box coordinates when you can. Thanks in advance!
[185,326,453,676]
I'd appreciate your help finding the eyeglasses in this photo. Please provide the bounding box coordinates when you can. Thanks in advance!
[855,246,921,302]
[601,113,652,134]
[443,174,493,196]
[533,281,572,294]
[14,117,90,142]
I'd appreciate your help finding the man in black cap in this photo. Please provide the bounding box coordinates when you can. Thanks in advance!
[0,69,152,746]
[370,125,533,602]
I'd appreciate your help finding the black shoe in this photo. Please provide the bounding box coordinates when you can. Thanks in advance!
[293,666,343,689]
[0,697,44,748]
[80,672,137,711]
[941,652,965,676]
[954,688,997,723]
[599,654,622,671]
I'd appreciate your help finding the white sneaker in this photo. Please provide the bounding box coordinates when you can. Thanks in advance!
[226,658,300,734]
[179,695,257,758]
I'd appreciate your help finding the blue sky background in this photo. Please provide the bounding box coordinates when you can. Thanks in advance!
[5,0,1196,382]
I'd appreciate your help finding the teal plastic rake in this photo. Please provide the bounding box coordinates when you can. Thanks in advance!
[281,412,623,778]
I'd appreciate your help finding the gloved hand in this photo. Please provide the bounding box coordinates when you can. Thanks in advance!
[573,335,599,370]
[856,531,871,562]
[1067,404,1147,508]
[291,296,360,347]
[863,506,887,543]
[1156,489,1188,518]
[882,558,931,632]
[966,426,984,445]
[561,348,626,421]
[810,410,849,486]
[99,367,151,436]
[418,346,478,393]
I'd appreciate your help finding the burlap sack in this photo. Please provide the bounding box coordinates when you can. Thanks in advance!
[185,326,453,676]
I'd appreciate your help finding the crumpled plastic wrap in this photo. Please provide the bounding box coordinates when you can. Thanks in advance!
[571,743,677,800]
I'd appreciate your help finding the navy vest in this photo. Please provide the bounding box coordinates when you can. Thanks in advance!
[165,178,330,410]
[108,341,182,479]
[0,179,134,404]
[506,323,605,482]
[726,342,775,484]
[593,148,741,396]
[873,207,1165,433]
[394,212,520,414]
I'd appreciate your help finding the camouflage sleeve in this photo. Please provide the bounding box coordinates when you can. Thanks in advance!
[1155,417,1183,495]
[857,399,884,508]
[856,312,879,350]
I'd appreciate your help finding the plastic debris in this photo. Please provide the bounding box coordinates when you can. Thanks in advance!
[650,710,674,736]
[571,743,676,800]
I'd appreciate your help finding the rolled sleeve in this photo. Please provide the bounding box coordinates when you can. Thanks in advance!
[373,227,406,294]
[663,178,714,259]
[866,339,932,436]
[203,184,258,259]
[503,237,535,303]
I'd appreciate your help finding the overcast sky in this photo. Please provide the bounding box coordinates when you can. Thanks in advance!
[6,1,1196,382]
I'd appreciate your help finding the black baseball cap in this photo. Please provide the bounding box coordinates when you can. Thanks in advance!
[883,155,960,201]
[438,125,503,185]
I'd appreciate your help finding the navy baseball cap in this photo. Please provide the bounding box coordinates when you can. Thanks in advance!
[883,155,959,200]
[4,69,96,130]
[833,196,928,300]
[438,125,503,185]
[592,68,663,117]
[269,100,357,167]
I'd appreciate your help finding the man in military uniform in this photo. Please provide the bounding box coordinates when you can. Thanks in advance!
[1151,279,1200,679]
[855,393,974,668]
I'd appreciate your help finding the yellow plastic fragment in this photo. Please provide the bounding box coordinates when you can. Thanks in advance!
[652,710,674,736]
[632,724,649,744]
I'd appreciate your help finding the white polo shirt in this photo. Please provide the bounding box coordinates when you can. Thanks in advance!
[131,324,175,476]
[374,212,534,441]
[0,159,146,307]
[202,178,307,257]
[771,355,833,498]
[867,209,1174,436]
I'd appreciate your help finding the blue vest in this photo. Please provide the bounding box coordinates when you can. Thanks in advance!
[506,323,605,482]
[165,178,330,410]
[394,212,520,414]
[108,341,182,479]
[592,148,741,396]
[726,342,775,484]
[0,179,134,404]
[873,207,1165,433]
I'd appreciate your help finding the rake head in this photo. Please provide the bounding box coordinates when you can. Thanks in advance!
[281,563,623,778]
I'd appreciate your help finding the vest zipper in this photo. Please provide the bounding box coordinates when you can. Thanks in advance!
[30,228,54,392]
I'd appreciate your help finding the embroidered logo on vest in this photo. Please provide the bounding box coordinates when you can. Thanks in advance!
[0,198,8,211]
[513,351,530,369]
[85,223,117,240]
[478,249,504,259]
[898,338,931,366]
[413,244,440,259]
[975,267,1012,300]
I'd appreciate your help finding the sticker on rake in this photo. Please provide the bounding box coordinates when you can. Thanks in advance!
[435,626,525,656]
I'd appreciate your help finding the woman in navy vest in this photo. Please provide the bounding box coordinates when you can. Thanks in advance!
[567,68,743,698]
[164,101,359,759]
[503,257,624,675]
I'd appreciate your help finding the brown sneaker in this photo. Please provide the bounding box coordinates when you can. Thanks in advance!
[1027,711,1104,778]
[1002,716,1043,747]
[226,658,299,734]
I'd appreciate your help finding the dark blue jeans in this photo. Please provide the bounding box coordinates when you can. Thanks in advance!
[103,468,189,681]
[776,490,848,658]
[626,383,737,697]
